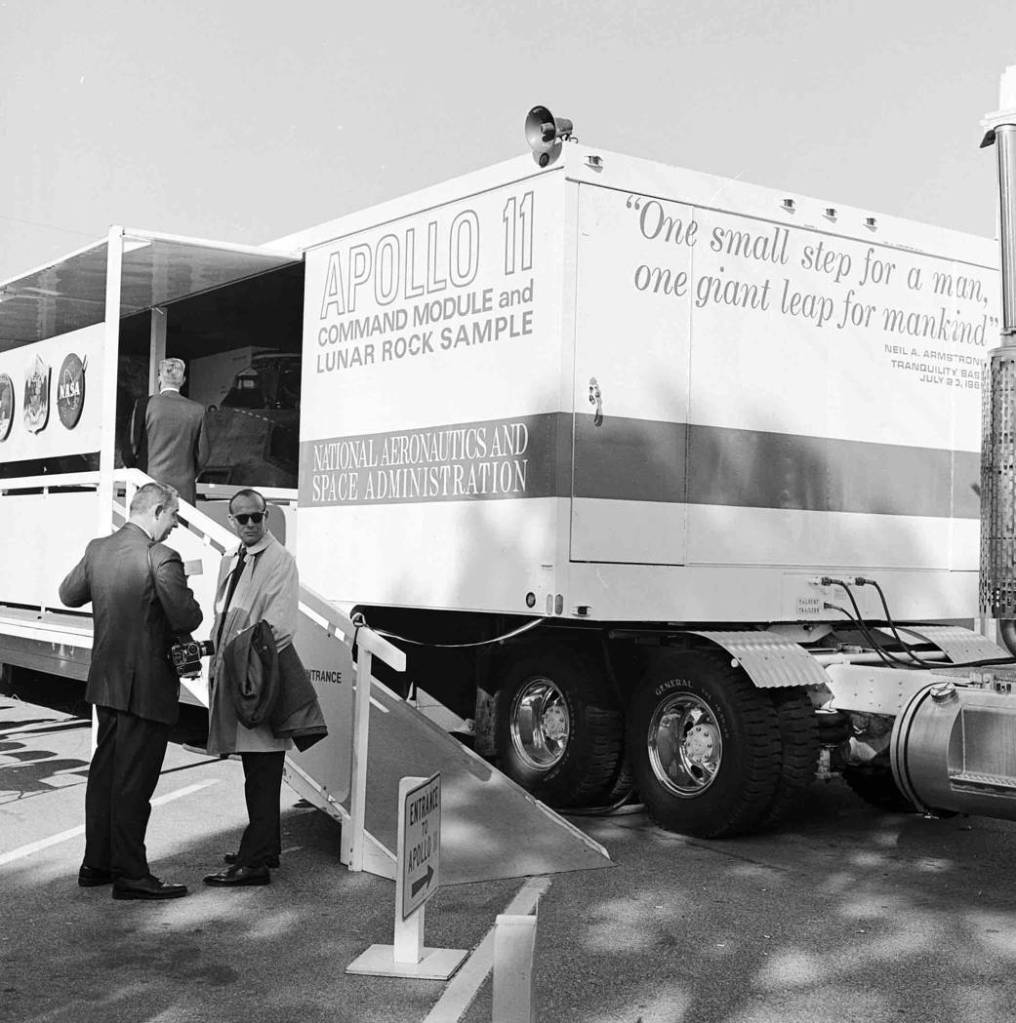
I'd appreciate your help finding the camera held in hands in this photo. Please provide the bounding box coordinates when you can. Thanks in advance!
[171,638,214,678]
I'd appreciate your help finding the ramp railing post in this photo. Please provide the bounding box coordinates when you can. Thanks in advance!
[347,644,374,871]
[492,912,539,1023]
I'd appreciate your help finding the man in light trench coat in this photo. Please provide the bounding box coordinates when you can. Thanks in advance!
[202,488,299,887]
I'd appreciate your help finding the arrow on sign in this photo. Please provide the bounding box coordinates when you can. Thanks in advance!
[411,865,434,898]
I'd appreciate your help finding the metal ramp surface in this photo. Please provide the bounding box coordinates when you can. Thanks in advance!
[287,589,613,884]
[350,678,611,884]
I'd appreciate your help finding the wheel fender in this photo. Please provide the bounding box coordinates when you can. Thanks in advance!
[686,630,830,692]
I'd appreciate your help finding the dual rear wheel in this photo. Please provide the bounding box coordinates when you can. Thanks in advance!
[493,646,625,807]
[492,645,821,835]
[626,650,820,837]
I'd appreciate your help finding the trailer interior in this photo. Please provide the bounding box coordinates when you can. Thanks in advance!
[0,230,305,705]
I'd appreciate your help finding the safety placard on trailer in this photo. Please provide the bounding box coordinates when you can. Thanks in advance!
[401,772,440,921]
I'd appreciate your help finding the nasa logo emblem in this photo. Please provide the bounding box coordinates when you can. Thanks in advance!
[57,353,86,429]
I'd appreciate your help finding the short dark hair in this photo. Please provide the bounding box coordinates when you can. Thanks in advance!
[228,488,268,514]
[130,481,178,516]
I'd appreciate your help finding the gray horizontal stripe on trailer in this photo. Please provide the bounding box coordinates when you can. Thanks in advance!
[573,416,980,519]
[299,413,979,518]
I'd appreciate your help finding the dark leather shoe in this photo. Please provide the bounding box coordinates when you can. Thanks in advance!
[204,864,271,887]
[224,852,279,868]
[78,864,113,887]
[112,874,188,900]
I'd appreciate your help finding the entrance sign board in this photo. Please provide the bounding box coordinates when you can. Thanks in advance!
[346,773,466,980]
[400,772,441,920]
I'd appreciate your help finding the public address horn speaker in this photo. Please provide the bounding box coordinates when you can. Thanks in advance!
[525,105,574,167]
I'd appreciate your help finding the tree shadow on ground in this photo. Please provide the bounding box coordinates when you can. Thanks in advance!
[486,779,1016,1023]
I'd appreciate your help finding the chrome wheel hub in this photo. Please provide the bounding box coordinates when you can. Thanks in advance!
[648,692,722,796]
[510,678,570,770]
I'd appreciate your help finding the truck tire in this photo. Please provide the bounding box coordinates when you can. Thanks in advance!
[761,687,821,828]
[841,762,915,813]
[493,647,623,807]
[627,650,781,838]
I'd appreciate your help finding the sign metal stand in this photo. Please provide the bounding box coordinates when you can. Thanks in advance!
[346,773,467,980]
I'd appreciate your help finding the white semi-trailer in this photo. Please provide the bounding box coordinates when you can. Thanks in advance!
[278,98,1016,838]
[5,76,1016,845]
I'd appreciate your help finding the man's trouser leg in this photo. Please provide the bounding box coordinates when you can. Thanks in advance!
[236,751,285,868]
[83,706,118,870]
[109,710,171,879]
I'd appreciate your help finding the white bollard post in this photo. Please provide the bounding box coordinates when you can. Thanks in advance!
[347,646,374,871]
[492,912,538,1023]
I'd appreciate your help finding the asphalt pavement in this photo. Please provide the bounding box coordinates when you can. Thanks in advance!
[4,693,1016,1023]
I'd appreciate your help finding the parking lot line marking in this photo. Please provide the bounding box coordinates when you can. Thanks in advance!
[0,780,218,867]
[151,780,218,805]
[421,875,551,1023]
[4,720,90,737]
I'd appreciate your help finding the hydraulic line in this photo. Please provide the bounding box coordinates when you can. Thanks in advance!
[821,578,921,668]
[823,576,1016,671]
[854,576,952,669]
[822,601,905,669]
[850,577,930,667]
[563,797,644,818]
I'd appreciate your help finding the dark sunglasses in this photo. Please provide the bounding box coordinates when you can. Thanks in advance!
[231,512,265,525]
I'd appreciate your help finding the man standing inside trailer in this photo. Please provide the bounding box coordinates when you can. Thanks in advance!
[59,482,202,900]
[130,358,210,505]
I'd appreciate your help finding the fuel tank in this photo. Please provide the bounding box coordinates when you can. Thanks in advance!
[891,679,1016,819]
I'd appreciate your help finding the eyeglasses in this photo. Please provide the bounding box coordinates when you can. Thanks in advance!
[230,512,265,525]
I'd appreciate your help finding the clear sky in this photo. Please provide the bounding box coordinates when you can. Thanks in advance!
[1,0,1014,282]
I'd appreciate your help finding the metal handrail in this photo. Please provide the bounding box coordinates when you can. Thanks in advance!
[197,482,299,504]
[0,471,101,491]
[0,471,297,505]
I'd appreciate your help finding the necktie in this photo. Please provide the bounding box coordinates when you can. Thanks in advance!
[223,547,247,612]
[215,547,246,649]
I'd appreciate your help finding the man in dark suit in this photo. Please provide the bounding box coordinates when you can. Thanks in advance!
[59,482,203,900]
[130,357,210,505]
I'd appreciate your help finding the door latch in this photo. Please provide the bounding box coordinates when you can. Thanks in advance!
[588,377,603,426]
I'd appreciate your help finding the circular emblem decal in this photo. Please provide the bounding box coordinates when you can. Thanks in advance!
[57,353,86,429]
[0,373,13,441]
[24,355,51,434]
